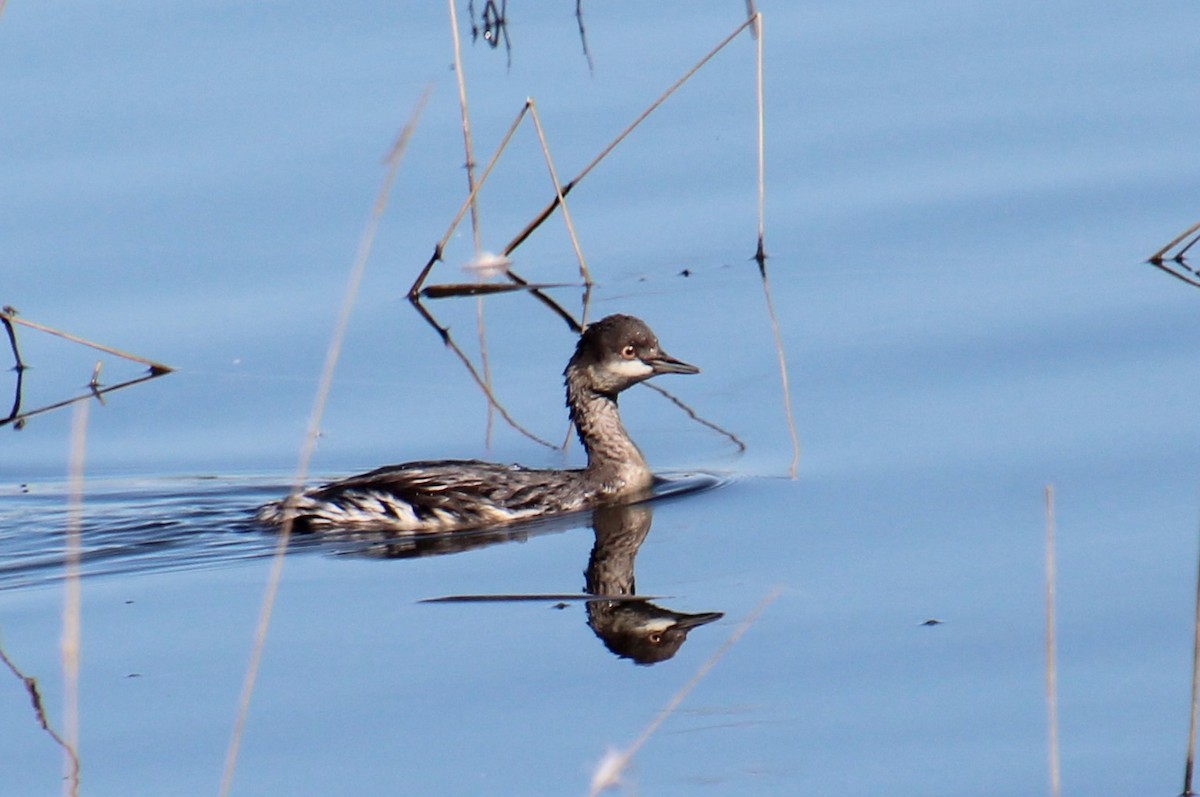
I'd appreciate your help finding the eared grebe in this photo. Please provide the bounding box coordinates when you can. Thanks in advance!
[255,314,698,532]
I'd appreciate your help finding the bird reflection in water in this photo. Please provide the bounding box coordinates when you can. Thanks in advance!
[331,492,723,665]
[585,503,722,665]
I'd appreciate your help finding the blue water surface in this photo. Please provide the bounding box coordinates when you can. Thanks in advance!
[3,1,1200,795]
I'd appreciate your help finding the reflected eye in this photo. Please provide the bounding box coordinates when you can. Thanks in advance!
[648,632,663,644]
[621,344,637,359]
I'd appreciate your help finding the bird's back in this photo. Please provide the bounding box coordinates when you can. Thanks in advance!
[255,459,594,532]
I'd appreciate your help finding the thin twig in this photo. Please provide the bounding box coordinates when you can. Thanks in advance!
[218,89,430,797]
[408,104,530,298]
[526,98,592,285]
[491,15,759,334]
[448,0,482,254]
[419,281,574,299]
[501,15,758,259]
[0,310,172,375]
[0,642,79,796]
[753,11,766,261]
[588,587,779,796]
[1180,232,1200,261]
[1182,509,1200,797]
[0,371,165,430]
[1149,220,1200,264]
[448,0,497,445]
[1044,484,1060,797]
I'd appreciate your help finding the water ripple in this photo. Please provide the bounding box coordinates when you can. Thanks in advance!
[0,471,731,592]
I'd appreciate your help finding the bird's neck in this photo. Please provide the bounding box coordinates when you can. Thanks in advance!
[566,377,652,495]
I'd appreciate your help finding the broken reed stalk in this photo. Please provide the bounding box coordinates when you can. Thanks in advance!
[217,90,429,797]
[409,12,763,454]
[61,400,89,797]
[1,371,164,431]
[526,98,593,289]
[447,0,482,254]
[408,103,531,297]
[753,11,766,261]
[1044,484,1060,797]
[0,642,79,794]
[402,97,582,446]
[403,98,583,336]
[1149,220,1200,265]
[749,9,797,477]
[447,0,498,444]
[588,587,780,796]
[414,11,763,316]
[1181,234,1200,262]
[1182,512,1200,797]
[500,14,758,261]
[0,310,173,375]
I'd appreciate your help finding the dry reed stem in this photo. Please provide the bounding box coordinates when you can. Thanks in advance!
[0,310,173,374]
[2,371,165,430]
[447,0,497,444]
[405,99,581,336]
[1181,234,1200,262]
[1182,511,1200,796]
[1044,484,1060,797]
[749,11,797,477]
[0,642,80,794]
[418,281,572,298]
[501,15,758,260]
[408,104,530,297]
[527,98,593,289]
[447,0,482,254]
[588,587,780,796]
[753,12,765,259]
[61,400,88,797]
[217,90,429,797]
[1149,220,1200,264]
[412,12,762,454]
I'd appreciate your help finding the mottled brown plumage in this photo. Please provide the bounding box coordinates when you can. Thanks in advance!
[255,314,698,532]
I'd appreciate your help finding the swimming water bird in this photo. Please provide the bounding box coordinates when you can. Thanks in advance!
[255,314,699,532]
